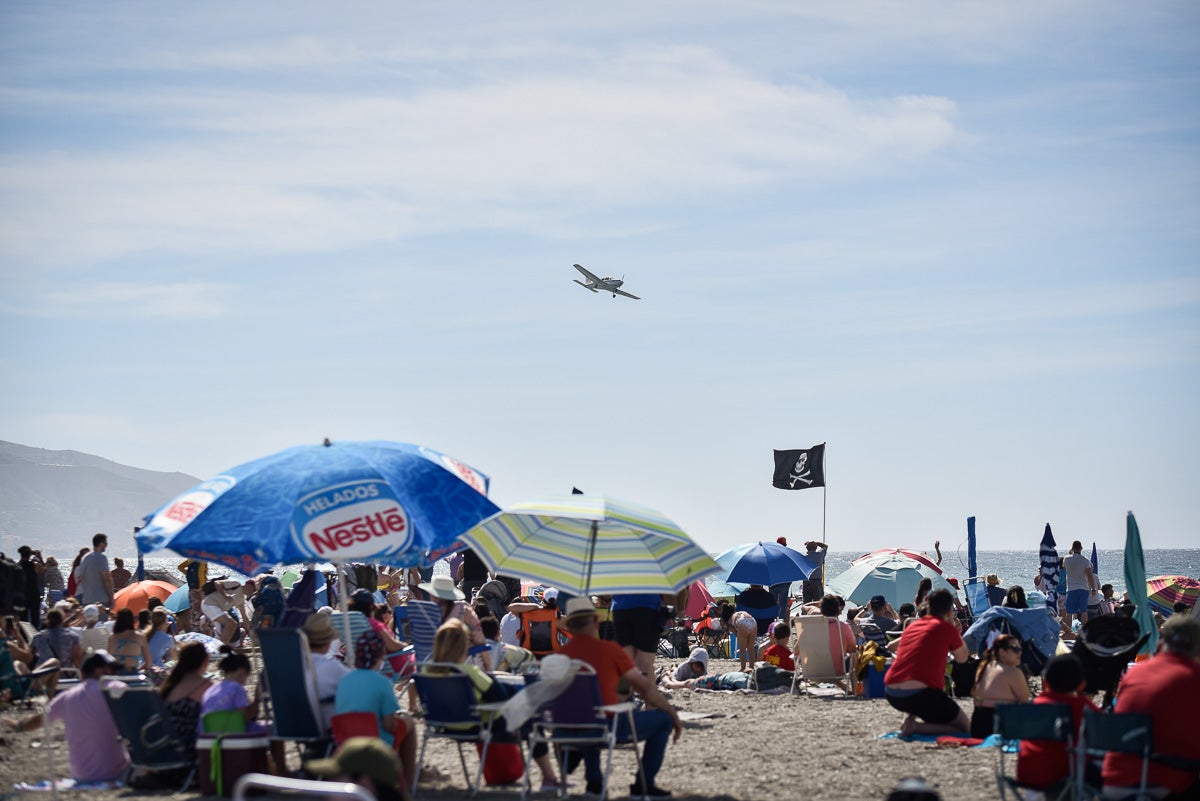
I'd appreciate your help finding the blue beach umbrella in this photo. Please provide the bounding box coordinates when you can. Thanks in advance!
[1123,512,1158,656]
[722,542,818,586]
[135,439,500,576]
[1090,542,1099,579]
[164,584,190,614]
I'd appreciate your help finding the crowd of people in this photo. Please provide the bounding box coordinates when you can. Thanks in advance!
[2,532,1198,801]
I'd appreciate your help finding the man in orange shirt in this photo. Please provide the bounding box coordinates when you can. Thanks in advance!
[559,597,682,799]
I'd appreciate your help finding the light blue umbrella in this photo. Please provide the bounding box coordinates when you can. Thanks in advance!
[826,555,956,607]
[1123,511,1158,656]
[164,584,190,614]
[136,439,500,576]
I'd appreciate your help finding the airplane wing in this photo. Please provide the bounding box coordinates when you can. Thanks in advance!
[573,263,602,283]
[612,288,641,300]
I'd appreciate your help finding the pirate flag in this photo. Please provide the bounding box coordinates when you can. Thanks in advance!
[772,444,826,490]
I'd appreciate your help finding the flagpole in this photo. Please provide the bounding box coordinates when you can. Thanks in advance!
[821,442,827,546]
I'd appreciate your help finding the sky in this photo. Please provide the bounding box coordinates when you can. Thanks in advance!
[2,2,1197,555]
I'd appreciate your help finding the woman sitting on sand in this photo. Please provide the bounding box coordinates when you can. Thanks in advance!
[108,608,152,674]
[970,634,1031,739]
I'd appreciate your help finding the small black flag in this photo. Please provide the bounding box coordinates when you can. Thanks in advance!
[772,444,826,490]
[571,487,584,495]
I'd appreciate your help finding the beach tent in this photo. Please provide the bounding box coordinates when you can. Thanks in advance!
[826,554,955,607]
[684,579,715,620]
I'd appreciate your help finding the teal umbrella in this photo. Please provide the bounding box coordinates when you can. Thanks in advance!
[1123,511,1158,656]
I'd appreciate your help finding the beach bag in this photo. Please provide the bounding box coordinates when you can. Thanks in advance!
[656,627,689,658]
[351,564,377,593]
[475,741,523,785]
[0,557,26,617]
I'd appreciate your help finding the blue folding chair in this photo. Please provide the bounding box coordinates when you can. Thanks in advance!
[407,600,440,664]
[411,662,510,797]
[257,628,331,759]
[994,702,1081,801]
[1078,710,1152,801]
[526,660,646,801]
[103,680,197,791]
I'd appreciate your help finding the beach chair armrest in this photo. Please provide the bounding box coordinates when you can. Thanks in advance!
[597,702,636,715]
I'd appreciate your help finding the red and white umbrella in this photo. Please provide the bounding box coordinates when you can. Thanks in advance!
[851,548,943,574]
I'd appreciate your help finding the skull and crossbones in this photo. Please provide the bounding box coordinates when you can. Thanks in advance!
[788,453,813,488]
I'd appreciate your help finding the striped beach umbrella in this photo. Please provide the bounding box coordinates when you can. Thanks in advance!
[457,494,720,596]
[1146,575,1200,614]
[1039,524,1060,610]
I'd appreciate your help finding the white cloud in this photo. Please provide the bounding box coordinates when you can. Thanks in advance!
[0,47,958,268]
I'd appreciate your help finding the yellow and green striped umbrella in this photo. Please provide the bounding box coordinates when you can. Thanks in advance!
[457,494,719,596]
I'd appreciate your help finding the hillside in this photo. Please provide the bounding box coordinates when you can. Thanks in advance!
[0,440,200,555]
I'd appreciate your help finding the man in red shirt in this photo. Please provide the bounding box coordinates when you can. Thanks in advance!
[1102,614,1200,798]
[559,597,683,799]
[883,588,970,737]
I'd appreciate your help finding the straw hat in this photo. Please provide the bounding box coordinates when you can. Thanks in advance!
[418,575,464,601]
[563,596,598,620]
[302,611,337,647]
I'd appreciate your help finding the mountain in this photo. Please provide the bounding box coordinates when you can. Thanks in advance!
[0,440,200,557]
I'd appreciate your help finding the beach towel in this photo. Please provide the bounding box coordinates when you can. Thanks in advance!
[14,779,124,791]
[878,731,1014,751]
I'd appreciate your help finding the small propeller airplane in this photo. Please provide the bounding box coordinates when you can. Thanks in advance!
[572,263,640,300]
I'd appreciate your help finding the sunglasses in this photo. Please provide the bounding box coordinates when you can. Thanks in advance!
[1001,644,1022,653]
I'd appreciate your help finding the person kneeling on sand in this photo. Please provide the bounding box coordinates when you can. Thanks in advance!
[884,589,970,737]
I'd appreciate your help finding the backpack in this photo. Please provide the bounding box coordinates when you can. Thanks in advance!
[0,557,27,617]
[352,564,377,594]
[254,576,285,628]
[518,608,562,656]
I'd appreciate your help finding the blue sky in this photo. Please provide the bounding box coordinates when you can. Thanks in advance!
[2,3,1197,553]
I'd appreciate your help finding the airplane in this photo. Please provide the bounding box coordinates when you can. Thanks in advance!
[572,263,640,300]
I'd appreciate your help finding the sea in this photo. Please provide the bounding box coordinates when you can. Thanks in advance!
[81,548,1200,599]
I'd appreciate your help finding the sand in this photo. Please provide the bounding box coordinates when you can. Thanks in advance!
[0,656,999,801]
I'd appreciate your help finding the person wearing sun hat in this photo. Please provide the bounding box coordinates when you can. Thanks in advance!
[306,736,411,801]
[559,596,682,799]
[302,610,349,729]
[417,575,490,671]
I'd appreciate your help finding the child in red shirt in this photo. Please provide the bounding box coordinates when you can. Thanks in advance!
[1016,653,1099,791]
[761,623,795,671]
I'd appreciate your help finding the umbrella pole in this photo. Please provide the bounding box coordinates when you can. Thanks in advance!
[337,561,355,668]
[582,520,599,595]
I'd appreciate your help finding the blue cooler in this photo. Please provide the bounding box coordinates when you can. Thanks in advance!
[865,661,890,698]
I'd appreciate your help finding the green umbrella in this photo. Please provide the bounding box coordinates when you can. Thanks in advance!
[1123,511,1158,656]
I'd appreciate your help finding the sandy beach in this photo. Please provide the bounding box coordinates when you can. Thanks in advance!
[0,656,998,801]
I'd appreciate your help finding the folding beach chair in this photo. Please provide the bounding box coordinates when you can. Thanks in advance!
[103,680,197,791]
[411,662,509,798]
[257,627,332,759]
[0,638,59,706]
[790,615,856,696]
[407,600,440,664]
[1078,710,1152,801]
[994,702,1080,801]
[233,772,376,801]
[526,660,646,801]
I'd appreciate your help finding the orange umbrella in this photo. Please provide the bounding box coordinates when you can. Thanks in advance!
[113,579,179,614]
